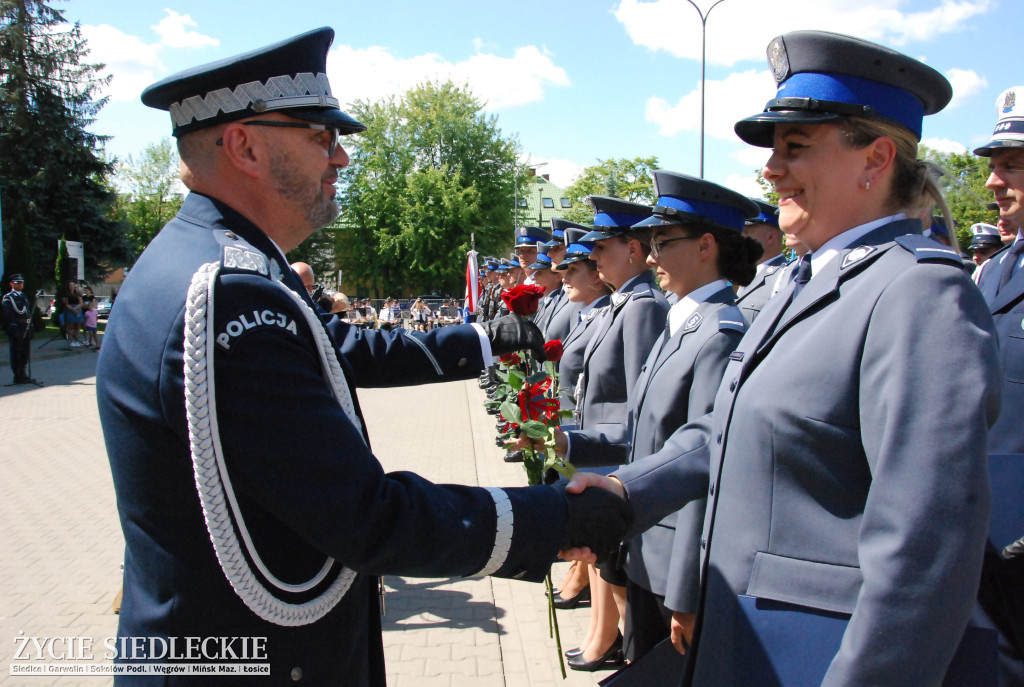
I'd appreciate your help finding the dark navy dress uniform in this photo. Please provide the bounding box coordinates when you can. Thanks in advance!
[96,29,572,686]
[2,276,33,383]
[973,86,1024,687]
[612,31,1001,686]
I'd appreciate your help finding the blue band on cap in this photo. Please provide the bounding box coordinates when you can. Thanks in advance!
[594,211,648,228]
[552,229,565,238]
[991,119,1024,138]
[517,236,542,244]
[534,254,552,264]
[777,72,925,137]
[564,243,593,257]
[658,196,747,231]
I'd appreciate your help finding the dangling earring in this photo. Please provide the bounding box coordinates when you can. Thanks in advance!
[629,258,634,265]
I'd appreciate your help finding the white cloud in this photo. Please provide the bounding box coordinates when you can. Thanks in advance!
[645,69,774,140]
[614,0,993,67]
[921,137,968,155]
[527,158,585,189]
[731,145,771,170]
[151,9,219,49]
[81,24,164,102]
[945,68,987,110]
[723,171,767,199]
[328,44,569,111]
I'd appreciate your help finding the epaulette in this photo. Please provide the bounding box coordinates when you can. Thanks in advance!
[214,230,273,279]
[630,283,656,300]
[716,306,748,334]
[893,235,965,266]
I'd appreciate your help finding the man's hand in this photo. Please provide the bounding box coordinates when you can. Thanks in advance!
[565,470,627,501]
[1003,534,1024,561]
[552,481,632,564]
[480,315,546,359]
[670,611,696,655]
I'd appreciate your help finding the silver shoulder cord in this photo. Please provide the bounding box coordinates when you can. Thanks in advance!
[183,261,357,626]
[183,262,514,623]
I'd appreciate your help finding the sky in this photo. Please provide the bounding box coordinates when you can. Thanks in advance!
[64,0,1019,200]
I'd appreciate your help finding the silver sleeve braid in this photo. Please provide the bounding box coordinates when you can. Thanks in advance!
[184,261,356,626]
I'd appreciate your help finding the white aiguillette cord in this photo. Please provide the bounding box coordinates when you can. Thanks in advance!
[183,261,358,626]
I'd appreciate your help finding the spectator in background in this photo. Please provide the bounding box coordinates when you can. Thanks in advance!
[83,299,101,350]
[64,282,84,347]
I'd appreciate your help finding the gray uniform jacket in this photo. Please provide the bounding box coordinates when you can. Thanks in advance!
[574,272,669,460]
[558,296,610,414]
[735,253,790,324]
[539,287,583,343]
[570,286,746,606]
[614,219,1000,686]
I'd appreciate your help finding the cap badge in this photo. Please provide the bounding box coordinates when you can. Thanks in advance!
[1003,90,1016,114]
[841,245,876,270]
[769,37,789,84]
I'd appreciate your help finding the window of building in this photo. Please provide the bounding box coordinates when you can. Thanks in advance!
[560,198,571,208]
[542,197,554,208]
[517,198,528,207]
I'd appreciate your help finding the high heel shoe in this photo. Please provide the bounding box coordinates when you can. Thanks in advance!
[552,585,590,609]
[567,633,624,672]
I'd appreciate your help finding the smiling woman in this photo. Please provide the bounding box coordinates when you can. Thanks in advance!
[602,29,1003,687]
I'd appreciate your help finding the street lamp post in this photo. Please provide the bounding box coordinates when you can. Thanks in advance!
[684,0,729,178]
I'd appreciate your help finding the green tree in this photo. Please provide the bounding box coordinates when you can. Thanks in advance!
[0,0,129,292]
[920,146,998,250]
[755,169,779,205]
[561,157,659,224]
[335,81,521,296]
[112,137,183,259]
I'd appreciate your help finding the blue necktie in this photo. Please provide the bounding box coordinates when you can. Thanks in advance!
[792,254,813,295]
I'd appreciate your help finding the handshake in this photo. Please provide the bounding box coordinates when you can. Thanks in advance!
[553,474,632,563]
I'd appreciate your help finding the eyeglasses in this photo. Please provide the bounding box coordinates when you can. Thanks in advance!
[649,234,700,259]
[216,121,340,157]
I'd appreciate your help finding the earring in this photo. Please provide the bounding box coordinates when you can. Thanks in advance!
[864,180,871,191]
[629,258,634,264]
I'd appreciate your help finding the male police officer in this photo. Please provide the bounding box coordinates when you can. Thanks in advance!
[2,274,36,385]
[974,85,1024,687]
[97,28,629,685]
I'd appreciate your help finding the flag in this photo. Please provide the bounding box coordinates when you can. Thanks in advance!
[465,250,480,314]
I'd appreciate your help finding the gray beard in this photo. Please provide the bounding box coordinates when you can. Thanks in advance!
[269,148,340,230]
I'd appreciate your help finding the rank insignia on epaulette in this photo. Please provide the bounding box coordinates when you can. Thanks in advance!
[684,312,703,331]
[223,246,268,275]
[841,245,876,270]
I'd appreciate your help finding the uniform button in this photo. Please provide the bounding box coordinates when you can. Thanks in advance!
[729,377,737,392]
[457,357,468,367]
[700,536,707,549]
[290,667,302,681]
[640,365,647,373]
[709,481,715,496]
[716,433,722,445]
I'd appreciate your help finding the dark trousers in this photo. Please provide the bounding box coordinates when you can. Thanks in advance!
[978,551,1024,686]
[9,333,30,380]
[625,579,673,663]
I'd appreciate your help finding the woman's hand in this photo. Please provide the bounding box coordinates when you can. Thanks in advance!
[670,611,696,655]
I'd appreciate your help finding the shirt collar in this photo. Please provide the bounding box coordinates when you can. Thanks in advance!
[668,279,729,336]
[810,214,905,277]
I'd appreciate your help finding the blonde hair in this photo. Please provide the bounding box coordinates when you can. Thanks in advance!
[836,117,950,232]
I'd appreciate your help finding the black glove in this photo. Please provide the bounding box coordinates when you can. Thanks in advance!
[481,314,546,360]
[1004,535,1024,561]
[552,482,633,563]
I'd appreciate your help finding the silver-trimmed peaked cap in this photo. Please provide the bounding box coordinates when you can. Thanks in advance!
[735,30,952,148]
[141,27,365,137]
[974,86,1024,157]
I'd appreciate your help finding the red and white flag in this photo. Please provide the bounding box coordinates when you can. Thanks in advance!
[464,250,480,313]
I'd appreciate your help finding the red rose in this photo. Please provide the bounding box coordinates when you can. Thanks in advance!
[543,340,563,362]
[501,283,546,317]
[499,352,521,365]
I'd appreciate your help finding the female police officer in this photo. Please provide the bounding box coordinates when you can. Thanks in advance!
[568,30,1001,686]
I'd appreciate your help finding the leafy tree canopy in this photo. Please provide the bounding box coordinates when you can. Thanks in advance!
[332,80,522,297]
[0,0,129,292]
[561,157,659,225]
[111,137,183,260]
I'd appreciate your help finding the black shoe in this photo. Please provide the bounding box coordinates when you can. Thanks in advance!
[486,406,499,415]
[567,633,624,672]
[565,647,583,659]
[552,585,590,609]
[503,450,524,463]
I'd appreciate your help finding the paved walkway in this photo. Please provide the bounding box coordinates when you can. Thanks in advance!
[0,341,611,686]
